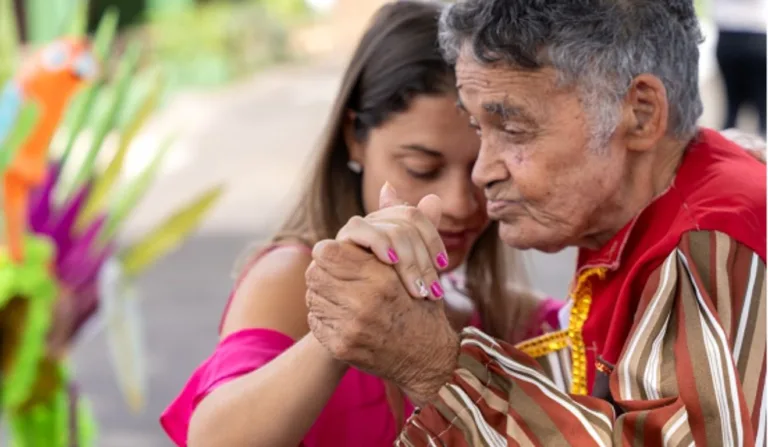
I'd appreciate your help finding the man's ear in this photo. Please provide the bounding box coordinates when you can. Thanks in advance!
[621,74,670,153]
[343,110,365,165]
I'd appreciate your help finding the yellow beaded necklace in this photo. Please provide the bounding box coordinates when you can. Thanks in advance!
[516,266,607,395]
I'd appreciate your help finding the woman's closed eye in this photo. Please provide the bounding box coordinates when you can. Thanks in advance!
[402,161,441,180]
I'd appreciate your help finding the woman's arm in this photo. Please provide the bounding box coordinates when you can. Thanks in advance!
[186,246,348,447]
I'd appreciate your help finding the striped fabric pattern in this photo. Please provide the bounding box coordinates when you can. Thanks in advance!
[398,231,766,446]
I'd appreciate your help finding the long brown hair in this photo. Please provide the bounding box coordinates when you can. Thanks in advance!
[272,0,533,428]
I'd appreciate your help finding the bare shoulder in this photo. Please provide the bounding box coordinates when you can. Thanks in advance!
[220,245,313,340]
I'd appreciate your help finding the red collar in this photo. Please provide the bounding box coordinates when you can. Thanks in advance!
[576,215,640,274]
[575,141,690,274]
[575,127,757,274]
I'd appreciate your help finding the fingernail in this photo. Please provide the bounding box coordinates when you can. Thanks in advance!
[387,248,399,263]
[436,252,449,269]
[430,281,444,299]
[415,278,429,297]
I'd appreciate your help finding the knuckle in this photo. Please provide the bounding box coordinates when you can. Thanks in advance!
[341,320,365,346]
[428,233,444,252]
[403,261,423,277]
[349,215,366,226]
[387,222,418,245]
[313,239,345,264]
[330,338,351,361]
[311,239,332,259]
[420,261,437,277]
[372,264,399,289]
[343,215,367,234]
[410,228,427,249]
[305,265,332,292]
[305,289,314,308]
[304,262,320,284]
[305,289,324,311]
[402,206,423,221]
[306,311,319,332]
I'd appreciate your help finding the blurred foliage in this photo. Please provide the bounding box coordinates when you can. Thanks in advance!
[21,0,71,43]
[694,0,707,19]
[87,0,147,32]
[0,7,225,442]
[4,0,312,94]
[0,0,20,85]
[143,0,312,92]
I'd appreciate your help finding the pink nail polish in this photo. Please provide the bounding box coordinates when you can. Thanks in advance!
[387,248,399,263]
[430,281,444,299]
[436,252,449,269]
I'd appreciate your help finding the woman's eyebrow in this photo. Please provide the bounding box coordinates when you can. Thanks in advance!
[400,144,443,157]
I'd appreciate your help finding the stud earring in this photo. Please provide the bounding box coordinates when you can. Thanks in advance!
[347,160,362,173]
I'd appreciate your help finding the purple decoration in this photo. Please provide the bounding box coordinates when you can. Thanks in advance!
[57,216,111,288]
[26,167,114,343]
[28,161,61,233]
[68,282,100,343]
[48,180,92,267]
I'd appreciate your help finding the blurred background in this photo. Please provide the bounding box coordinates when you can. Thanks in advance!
[1,0,763,445]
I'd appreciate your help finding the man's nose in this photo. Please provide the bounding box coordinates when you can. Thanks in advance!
[471,139,509,191]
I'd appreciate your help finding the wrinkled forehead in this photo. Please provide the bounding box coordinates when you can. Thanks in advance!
[455,53,567,117]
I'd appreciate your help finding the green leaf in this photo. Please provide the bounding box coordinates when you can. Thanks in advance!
[76,71,165,230]
[64,0,91,37]
[0,103,40,176]
[25,0,70,43]
[119,185,223,277]
[66,41,141,197]
[92,7,120,60]
[57,7,120,170]
[0,0,20,84]
[100,135,174,243]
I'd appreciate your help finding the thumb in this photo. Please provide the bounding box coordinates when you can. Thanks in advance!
[379,181,406,209]
[416,194,442,228]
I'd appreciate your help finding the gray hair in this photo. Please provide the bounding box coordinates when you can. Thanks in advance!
[438,0,704,141]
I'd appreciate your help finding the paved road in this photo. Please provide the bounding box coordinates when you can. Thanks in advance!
[68,47,733,445]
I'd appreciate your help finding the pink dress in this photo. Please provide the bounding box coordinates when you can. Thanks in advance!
[160,245,562,446]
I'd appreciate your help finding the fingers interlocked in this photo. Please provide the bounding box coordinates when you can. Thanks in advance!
[336,205,449,300]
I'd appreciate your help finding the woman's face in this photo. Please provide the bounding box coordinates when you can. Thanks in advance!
[348,94,489,271]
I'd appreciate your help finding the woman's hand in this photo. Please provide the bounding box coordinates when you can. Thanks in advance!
[335,183,449,300]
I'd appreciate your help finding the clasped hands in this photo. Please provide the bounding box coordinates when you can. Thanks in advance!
[305,183,460,404]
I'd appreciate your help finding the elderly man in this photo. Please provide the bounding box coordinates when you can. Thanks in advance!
[305,0,766,445]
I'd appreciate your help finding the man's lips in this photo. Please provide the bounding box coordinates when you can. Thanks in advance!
[486,199,523,218]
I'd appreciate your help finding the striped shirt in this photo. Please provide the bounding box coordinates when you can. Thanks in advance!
[399,232,765,446]
[398,130,766,446]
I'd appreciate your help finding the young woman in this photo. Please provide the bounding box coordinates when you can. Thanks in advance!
[160,2,561,446]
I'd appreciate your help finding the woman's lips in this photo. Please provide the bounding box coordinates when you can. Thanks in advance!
[439,230,476,251]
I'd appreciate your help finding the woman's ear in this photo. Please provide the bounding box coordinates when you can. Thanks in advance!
[343,110,365,165]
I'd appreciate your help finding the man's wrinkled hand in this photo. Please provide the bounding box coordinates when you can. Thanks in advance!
[305,240,459,403]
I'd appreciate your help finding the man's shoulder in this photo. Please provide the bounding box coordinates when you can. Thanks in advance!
[679,129,765,208]
[670,129,766,255]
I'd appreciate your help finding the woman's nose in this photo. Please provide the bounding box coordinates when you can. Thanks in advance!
[440,176,481,221]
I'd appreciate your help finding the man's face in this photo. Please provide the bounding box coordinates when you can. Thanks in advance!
[456,53,628,253]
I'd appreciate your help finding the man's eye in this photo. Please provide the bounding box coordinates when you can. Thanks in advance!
[502,125,530,137]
